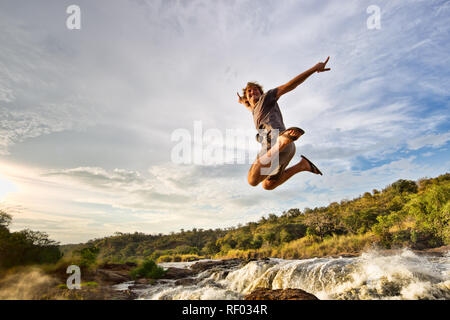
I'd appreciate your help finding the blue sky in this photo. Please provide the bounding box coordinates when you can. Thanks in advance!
[0,0,449,243]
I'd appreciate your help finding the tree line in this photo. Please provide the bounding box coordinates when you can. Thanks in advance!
[0,211,62,269]
[62,173,449,262]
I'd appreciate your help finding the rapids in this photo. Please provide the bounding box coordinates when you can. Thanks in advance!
[115,248,450,300]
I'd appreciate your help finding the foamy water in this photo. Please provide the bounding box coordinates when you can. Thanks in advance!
[118,249,450,300]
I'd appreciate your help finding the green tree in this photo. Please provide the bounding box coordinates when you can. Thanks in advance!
[391,179,418,195]
[263,231,276,245]
[204,241,220,255]
[0,220,62,269]
[252,235,263,249]
[0,210,12,229]
[280,229,293,243]
[406,183,450,246]
[344,209,379,234]
[303,210,342,239]
[236,234,253,250]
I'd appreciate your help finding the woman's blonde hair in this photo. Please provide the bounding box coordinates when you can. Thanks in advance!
[241,82,264,107]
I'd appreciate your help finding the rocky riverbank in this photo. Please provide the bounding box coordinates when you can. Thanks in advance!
[0,259,246,299]
[1,245,448,300]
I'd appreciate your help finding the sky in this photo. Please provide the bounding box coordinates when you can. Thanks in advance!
[0,0,449,244]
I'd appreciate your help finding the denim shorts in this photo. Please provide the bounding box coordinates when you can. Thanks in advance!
[256,125,296,181]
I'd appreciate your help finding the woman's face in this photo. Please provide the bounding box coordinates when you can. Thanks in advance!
[246,86,262,106]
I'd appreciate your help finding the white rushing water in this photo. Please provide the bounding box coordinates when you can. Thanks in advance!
[118,249,450,300]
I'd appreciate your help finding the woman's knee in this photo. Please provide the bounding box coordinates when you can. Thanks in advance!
[247,175,259,187]
[262,179,277,190]
[247,168,262,186]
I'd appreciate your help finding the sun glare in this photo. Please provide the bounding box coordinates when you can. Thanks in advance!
[0,175,17,200]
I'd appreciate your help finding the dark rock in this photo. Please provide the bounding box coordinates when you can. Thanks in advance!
[190,259,243,273]
[134,278,151,285]
[128,284,148,290]
[162,267,196,279]
[125,262,138,267]
[174,278,196,286]
[413,245,450,257]
[247,257,270,262]
[155,280,173,285]
[244,288,319,300]
[47,286,137,300]
[96,269,131,284]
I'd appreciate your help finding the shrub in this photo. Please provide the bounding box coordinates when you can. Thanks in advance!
[180,254,201,262]
[156,255,173,263]
[174,245,200,255]
[129,259,166,280]
[372,217,392,248]
[75,246,100,267]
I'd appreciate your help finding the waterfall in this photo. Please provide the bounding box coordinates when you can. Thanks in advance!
[121,248,450,300]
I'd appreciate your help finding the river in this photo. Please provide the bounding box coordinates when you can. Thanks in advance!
[114,248,450,300]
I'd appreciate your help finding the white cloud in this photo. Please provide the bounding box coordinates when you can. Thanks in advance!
[407,132,450,151]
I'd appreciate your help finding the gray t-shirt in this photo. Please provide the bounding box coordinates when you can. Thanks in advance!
[252,88,286,132]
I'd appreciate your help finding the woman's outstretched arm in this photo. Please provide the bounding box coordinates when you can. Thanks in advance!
[276,56,331,99]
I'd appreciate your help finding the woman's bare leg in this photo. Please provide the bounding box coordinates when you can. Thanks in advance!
[247,129,302,186]
[261,157,319,190]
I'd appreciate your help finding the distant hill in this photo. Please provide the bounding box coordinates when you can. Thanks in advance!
[61,173,449,263]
